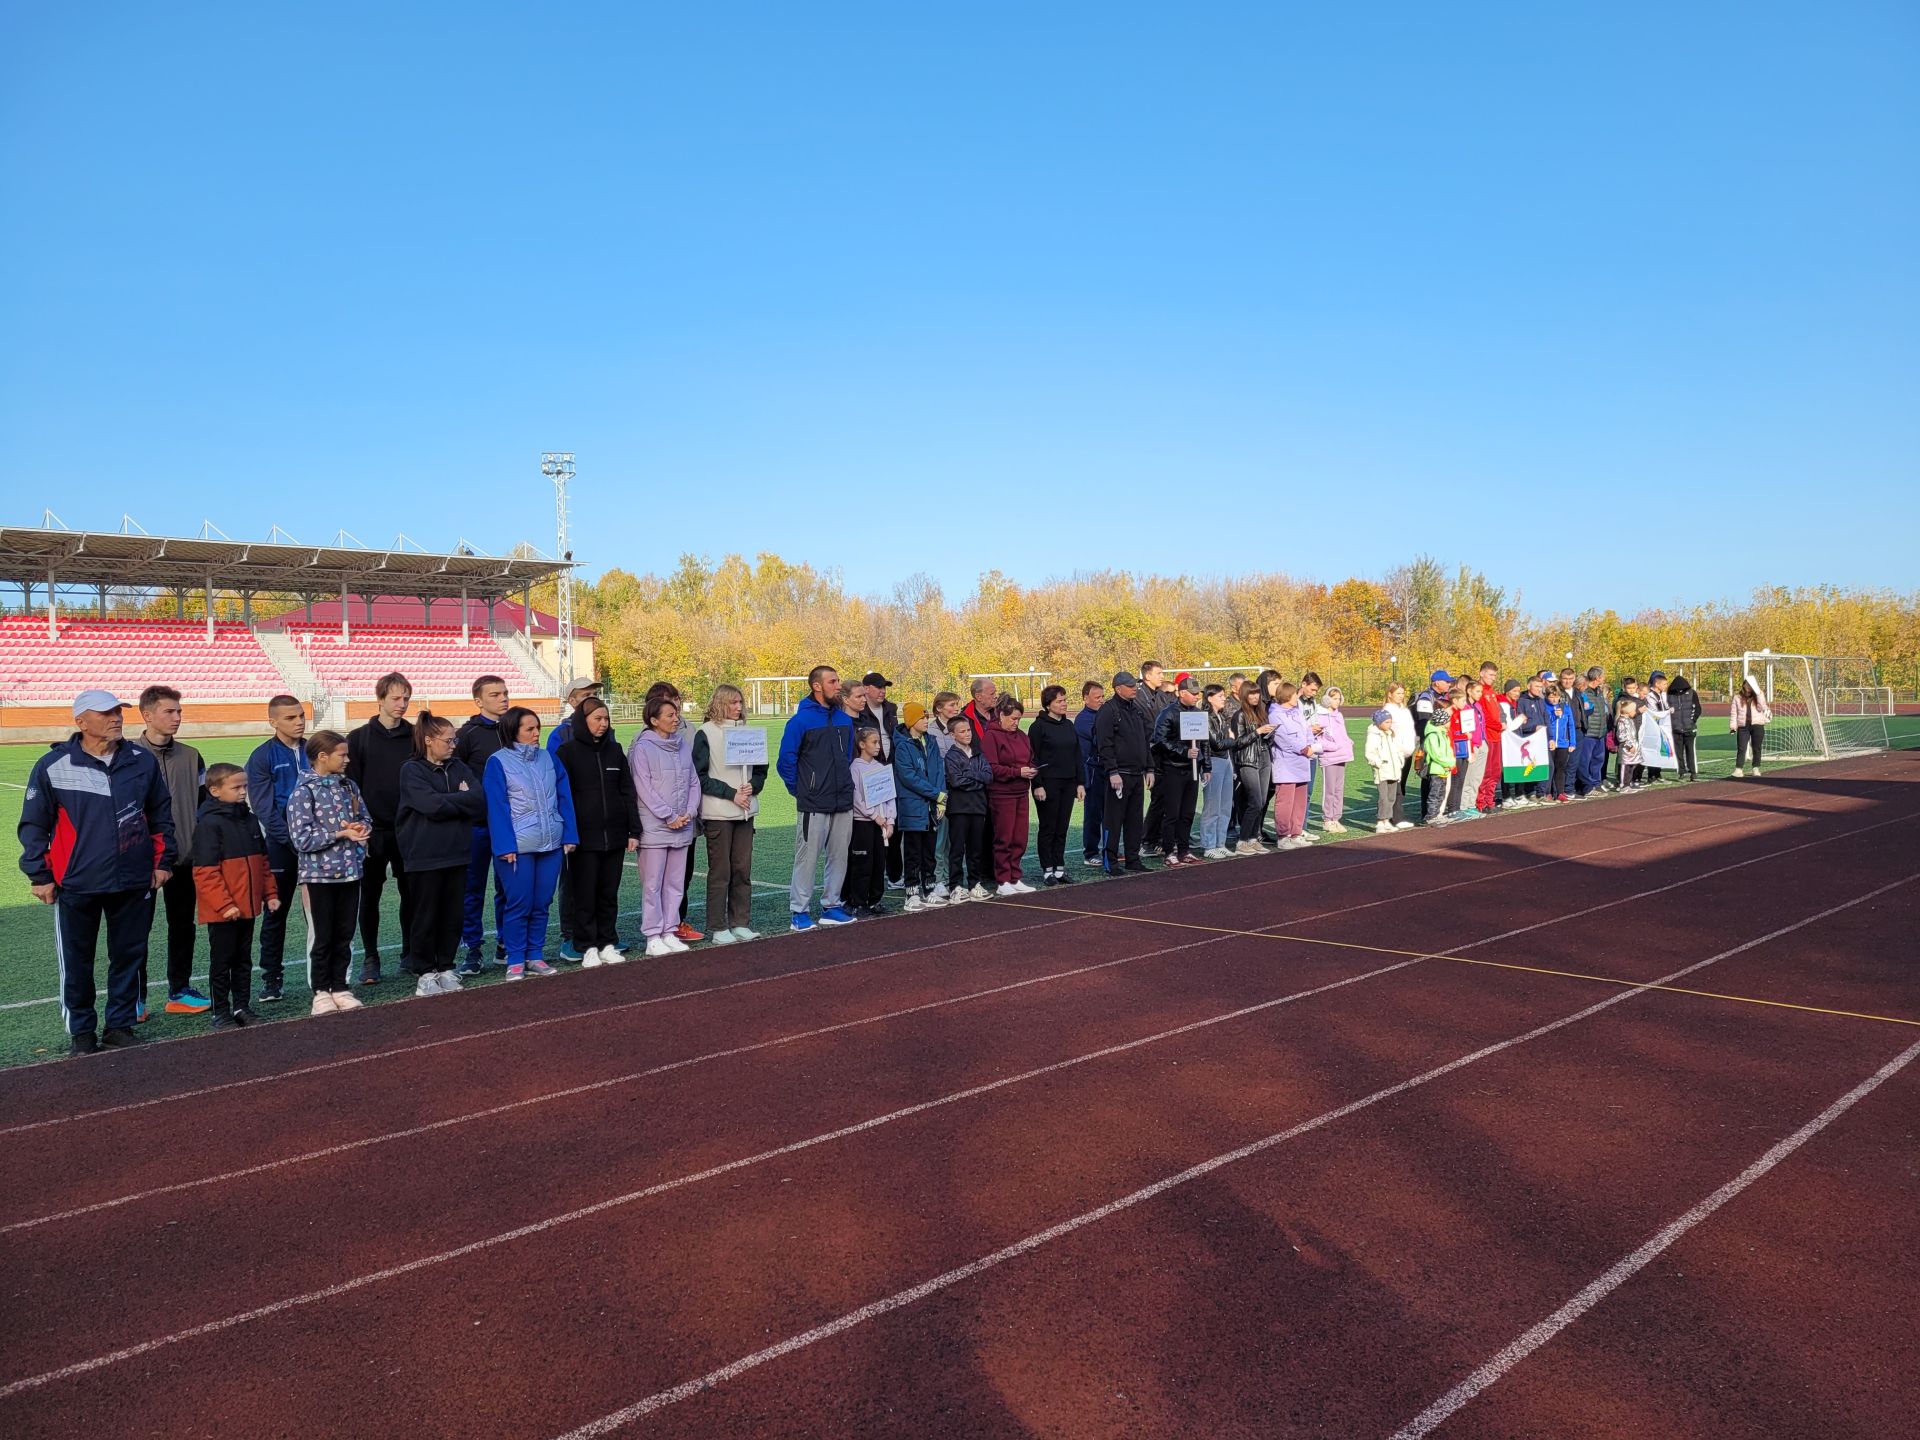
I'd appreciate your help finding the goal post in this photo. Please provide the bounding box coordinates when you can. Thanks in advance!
[1662,652,1893,768]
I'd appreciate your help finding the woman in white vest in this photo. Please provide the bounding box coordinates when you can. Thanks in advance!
[691,684,769,943]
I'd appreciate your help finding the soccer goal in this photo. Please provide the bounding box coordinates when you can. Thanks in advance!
[1662,651,1892,764]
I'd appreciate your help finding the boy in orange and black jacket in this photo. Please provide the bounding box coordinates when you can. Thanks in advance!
[190,763,281,1028]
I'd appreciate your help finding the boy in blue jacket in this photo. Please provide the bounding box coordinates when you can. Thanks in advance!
[244,694,310,1003]
[18,691,176,1054]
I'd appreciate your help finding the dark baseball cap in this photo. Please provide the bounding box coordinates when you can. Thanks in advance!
[861,672,892,688]
[1112,670,1139,688]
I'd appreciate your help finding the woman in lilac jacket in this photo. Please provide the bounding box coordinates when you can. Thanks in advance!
[629,692,704,958]
[1267,680,1316,848]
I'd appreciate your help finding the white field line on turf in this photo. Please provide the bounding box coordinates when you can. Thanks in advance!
[1,810,1755,1230]
[2,851,1910,1404]
[0,757,1821,1015]
[0,801,1793,1143]
[539,870,1920,1438]
[1388,1032,1920,1440]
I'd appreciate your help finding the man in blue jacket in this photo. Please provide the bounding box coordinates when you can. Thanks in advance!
[1073,681,1106,864]
[777,665,856,930]
[244,694,310,1003]
[1508,673,1553,805]
[18,690,176,1055]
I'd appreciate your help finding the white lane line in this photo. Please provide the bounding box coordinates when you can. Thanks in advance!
[3,848,1909,1400]
[0,775,1891,1136]
[12,805,1740,1233]
[0,808,1765,1170]
[1388,1033,1920,1440]
[542,871,1920,1438]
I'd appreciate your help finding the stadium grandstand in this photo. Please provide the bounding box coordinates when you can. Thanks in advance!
[0,520,585,737]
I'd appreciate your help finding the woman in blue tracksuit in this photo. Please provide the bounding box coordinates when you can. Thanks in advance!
[482,706,578,979]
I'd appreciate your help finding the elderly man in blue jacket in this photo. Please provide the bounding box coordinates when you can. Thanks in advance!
[777,665,857,931]
[18,690,177,1055]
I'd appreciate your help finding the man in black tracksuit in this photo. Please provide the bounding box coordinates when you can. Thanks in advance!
[346,672,416,984]
[454,674,511,973]
[1136,663,1177,855]
[1094,671,1153,873]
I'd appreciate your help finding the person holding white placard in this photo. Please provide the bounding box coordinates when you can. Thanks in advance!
[847,728,897,917]
[1150,676,1208,863]
[692,684,767,943]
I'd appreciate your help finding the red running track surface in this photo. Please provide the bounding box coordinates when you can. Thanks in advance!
[0,751,1916,1438]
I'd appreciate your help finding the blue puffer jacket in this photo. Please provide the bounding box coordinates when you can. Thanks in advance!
[483,743,580,856]
[891,729,943,832]
[17,735,176,895]
[1547,699,1577,749]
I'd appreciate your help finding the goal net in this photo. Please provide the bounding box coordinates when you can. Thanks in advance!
[1663,652,1892,767]
[1742,653,1890,760]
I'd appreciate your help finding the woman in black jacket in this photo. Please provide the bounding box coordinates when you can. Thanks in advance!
[554,697,641,966]
[1668,675,1702,781]
[395,711,488,997]
[1028,685,1085,886]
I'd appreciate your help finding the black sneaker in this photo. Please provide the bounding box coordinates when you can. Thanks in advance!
[101,1027,142,1049]
[209,1012,240,1031]
[260,979,285,1003]
[1054,870,1074,885]
[359,961,383,986]
[231,1007,261,1026]
[1082,853,1101,865]
[856,904,888,919]
[1125,860,1150,874]
[68,1031,99,1057]
[494,943,508,962]
[456,953,484,978]
[1139,844,1162,858]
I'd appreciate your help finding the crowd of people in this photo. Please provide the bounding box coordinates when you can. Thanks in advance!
[17,656,1768,1057]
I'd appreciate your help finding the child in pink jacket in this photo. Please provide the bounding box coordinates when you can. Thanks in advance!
[1313,687,1355,833]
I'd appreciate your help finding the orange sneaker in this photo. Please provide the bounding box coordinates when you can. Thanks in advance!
[673,922,704,944]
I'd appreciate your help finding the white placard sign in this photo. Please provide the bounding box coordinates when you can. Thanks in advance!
[721,725,768,767]
[1178,710,1210,741]
[861,766,897,806]
[1638,709,1677,769]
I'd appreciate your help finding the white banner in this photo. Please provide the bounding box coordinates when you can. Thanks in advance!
[1178,710,1210,741]
[721,725,768,767]
[1638,709,1678,769]
[861,766,896,806]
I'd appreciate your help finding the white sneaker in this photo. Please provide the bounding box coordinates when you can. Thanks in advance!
[437,969,464,992]
[661,933,690,954]
[930,884,951,902]
[1395,821,1415,830]
[581,947,603,968]
[904,893,924,912]
[600,944,628,964]
[729,927,759,942]
[1324,820,1348,833]
[1730,767,1743,777]
[645,936,673,958]
[1375,821,1394,834]
[922,889,947,907]
[1013,881,1037,893]
[414,973,441,997]
[1751,768,1763,777]
[710,928,738,945]
[970,884,992,900]
[948,887,971,904]
[996,882,1022,897]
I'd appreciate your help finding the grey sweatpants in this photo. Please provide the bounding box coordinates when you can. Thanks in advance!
[790,809,853,914]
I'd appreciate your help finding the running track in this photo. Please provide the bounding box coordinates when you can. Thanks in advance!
[1,752,1915,1438]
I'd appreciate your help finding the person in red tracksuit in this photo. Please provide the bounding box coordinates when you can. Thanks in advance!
[979,695,1038,894]
[1474,662,1505,814]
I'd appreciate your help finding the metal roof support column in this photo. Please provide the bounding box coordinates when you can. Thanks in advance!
[97,582,107,618]
[460,585,470,645]
[206,574,216,643]
[340,577,350,643]
[46,566,56,639]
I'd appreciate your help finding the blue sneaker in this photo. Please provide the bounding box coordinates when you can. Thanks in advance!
[790,911,815,933]
[165,987,212,1015]
[819,906,855,926]
[558,943,584,963]
[135,997,149,1024]
[456,951,484,978]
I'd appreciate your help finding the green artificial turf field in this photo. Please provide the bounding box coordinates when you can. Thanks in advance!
[3,713,1915,1069]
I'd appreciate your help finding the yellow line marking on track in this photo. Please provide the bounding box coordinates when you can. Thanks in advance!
[992,901,1920,1031]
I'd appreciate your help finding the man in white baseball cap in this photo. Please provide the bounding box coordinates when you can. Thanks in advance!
[16,691,178,1055]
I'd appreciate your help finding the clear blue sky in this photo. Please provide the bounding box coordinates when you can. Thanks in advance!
[4,4,1915,618]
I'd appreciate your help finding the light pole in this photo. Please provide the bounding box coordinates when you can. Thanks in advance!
[541,452,577,681]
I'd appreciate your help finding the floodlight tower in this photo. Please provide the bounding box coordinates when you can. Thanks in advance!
[541,451,577,679]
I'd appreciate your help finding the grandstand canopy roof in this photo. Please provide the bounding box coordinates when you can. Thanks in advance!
[0,527,572,600]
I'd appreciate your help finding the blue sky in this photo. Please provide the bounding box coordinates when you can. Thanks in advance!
[3,3,1915,618]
